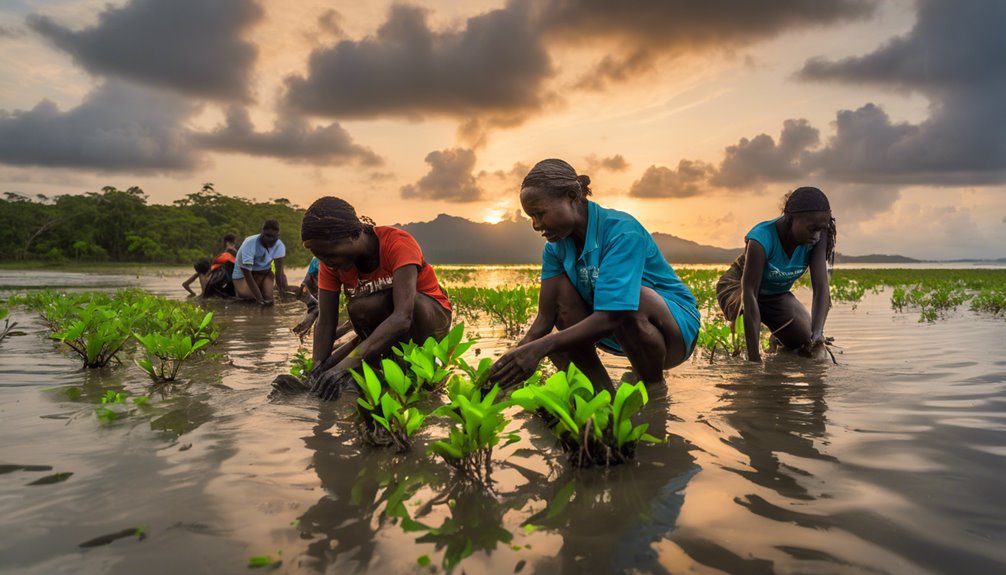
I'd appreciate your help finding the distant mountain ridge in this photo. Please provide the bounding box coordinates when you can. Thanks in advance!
[396,213,915,264]
[397,213,743,264]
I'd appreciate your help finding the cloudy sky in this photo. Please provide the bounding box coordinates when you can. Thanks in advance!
[1,0,1004,259]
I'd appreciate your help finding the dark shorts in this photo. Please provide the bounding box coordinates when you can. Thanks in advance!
[716,255,803,332]
[203,263,235,298]
[346,290,452,341]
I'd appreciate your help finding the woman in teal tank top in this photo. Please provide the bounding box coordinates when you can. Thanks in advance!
[715,187,836,361]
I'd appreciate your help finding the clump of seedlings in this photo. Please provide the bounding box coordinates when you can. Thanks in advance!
[288,348,314,379]
[0,306,19,344]
[9,289,219,377]
[394,323,473,389]
[351,359,429,451]
[695,315,746,362]
[510,363,662,467]
[427,358,519,482]
[133,308,216,382]
[970,288,1006,317]
[448,286,539,337]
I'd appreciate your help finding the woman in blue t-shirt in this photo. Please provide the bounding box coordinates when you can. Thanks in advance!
[715,187,836,362]
[490,159,701,390]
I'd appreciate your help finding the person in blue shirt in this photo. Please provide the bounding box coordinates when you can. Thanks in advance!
[293,257,321,337]
[490,159,701,390]
[233,219,290,305]
[715,187,835,362]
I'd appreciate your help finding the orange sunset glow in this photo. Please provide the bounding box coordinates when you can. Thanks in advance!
[2,0,1004,260]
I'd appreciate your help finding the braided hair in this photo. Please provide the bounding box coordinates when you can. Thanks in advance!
[783,186,836,266]
[301,197,374,243]
[521,159,592,201]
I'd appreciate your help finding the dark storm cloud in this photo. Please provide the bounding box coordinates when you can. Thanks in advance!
[711,119,819,187]
[196,107,381,166]
[27,0,263,101]
[284,3,552,120]
[400,148,485,202]
[629,160,714,198]
[542,0,875,86]
[797,0,1006,184]
[284,0,874,121]
[0,82,197,171]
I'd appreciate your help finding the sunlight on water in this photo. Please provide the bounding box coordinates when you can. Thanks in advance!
[1,267,1005,573]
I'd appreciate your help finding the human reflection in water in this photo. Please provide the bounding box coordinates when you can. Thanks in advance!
[718,358,835,501]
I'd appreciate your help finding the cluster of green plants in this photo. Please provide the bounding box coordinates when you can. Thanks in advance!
[9,289,218,379]
[343,324,661,472]
[695,315,748,362]
[510,364,662,467]
[0,305,17,343]
[288,348,314,378]
[890,282,970,322]
[348,324,473,451]
[448,286,540,337]
[352,360,429,451]
[428,359,519,481]
[675,268,721,312]
[970,288,1006,317]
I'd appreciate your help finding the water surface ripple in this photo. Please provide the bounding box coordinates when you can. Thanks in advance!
[1,269,1004,574]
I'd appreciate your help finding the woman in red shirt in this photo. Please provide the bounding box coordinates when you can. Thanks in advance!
[300,196,452,399]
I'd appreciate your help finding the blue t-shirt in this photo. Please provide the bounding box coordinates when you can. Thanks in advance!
[745,217,813,296]
[232,234,286,279]
[541,201,700,352]
[307,257,319,275]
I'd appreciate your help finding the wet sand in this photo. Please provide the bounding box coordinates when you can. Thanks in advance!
[1,268,1004,574]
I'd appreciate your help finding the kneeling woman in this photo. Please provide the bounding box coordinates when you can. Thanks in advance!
[302,197,452,399]
[716,187,835,362]
[490,159,701,390]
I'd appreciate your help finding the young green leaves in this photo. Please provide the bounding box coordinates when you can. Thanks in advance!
[511,364,662,467]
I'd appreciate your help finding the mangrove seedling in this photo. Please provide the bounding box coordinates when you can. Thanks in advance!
[50,302,135,368]
[289,348,314,379]
[393,323,473,389]
[427,371,519,481]
[133,332,211,382]
[510,364,662,467]
[351,360,429,451]
[0,306,17,343]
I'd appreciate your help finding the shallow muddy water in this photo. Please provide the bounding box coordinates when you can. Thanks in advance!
[1,268,1004,574]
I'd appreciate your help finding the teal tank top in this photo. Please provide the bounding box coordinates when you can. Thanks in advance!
[745,218,813,296]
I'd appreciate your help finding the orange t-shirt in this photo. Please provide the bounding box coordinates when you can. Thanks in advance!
[318,227,451,312]
[210,250,235,271]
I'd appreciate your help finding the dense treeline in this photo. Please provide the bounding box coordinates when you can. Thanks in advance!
[0,185,312,266]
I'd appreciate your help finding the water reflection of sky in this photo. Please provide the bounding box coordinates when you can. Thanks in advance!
[1,270,1005,573]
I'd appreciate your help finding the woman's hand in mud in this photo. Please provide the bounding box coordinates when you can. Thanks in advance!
[798,333,829,357]
[489,342,544,390]
[309,367,354,401]
[269,374,310,399]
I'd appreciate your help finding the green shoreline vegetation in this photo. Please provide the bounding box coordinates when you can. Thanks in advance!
[0,185,314,266]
